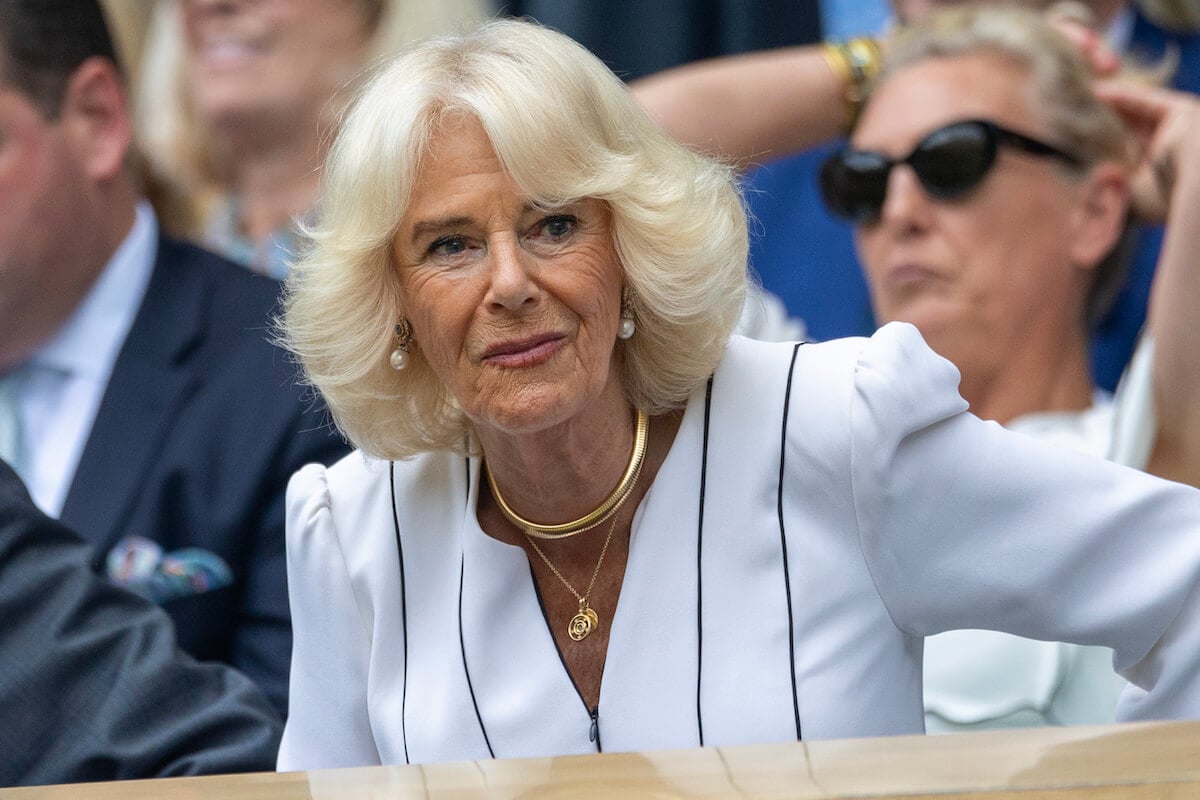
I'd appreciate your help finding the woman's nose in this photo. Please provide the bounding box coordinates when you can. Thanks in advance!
[877,165,933,231]
[485,237,539,311]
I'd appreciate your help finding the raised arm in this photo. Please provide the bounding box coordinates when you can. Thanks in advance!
[847,323,1200,721]
[629,7,1127,169]
[1099,81,1200,487]
[629,44,862,166]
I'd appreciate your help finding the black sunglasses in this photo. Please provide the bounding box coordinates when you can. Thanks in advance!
[819,118,1084,224]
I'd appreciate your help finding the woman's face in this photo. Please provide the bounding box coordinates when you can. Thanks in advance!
[180,0,374,133]
[392,116,626,436]
[852,53,1097,370]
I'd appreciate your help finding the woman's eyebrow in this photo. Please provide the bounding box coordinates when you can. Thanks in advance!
[408,216,475,244]
[408,202,551,244]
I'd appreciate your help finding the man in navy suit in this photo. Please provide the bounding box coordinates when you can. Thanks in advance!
[0,459,282,786]
[0,1,347,714]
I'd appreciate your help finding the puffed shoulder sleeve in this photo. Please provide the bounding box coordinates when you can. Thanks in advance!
[850,322,1200,721]
[277,464,381,770]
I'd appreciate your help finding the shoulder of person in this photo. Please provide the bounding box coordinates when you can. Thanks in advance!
[287,449,465,562]
[292,449,460,515]
[722,327,883,383]
[152,235,284,324]
[723,323,964,423]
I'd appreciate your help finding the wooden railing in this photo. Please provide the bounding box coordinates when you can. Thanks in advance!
[6,720,1200,798]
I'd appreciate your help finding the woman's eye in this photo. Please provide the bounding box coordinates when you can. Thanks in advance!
[538,215,577,239]
[428,235,467,257]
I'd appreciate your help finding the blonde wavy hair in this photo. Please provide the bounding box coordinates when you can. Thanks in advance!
[881,4,1137,326]
[280,18,748,460]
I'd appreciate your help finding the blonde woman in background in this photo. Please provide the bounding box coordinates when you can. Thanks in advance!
[136,0,490,278]
[98,0,155,82]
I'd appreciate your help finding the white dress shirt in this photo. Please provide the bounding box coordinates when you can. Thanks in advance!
[16,201,157,516]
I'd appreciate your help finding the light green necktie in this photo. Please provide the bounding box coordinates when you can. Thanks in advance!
[0,368,26,473]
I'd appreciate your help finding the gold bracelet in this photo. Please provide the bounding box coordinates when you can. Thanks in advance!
[821,37,883,132]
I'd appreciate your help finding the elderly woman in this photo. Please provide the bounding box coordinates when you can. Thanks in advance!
[278,18,1200,769]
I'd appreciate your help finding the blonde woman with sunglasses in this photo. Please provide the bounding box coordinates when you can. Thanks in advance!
[835,7,1142,732]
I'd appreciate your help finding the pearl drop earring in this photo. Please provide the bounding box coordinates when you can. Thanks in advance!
[617,288,635,340]
[390,320,414,370]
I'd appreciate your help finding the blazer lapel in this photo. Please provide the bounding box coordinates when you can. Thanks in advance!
[60,238,207,559]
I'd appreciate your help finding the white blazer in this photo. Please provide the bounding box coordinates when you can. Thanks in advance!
[279,324,1200,770]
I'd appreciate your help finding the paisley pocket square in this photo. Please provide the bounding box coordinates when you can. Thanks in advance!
[105,535,233,604]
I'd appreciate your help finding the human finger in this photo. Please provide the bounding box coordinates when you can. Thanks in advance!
[1047,12,1121,75]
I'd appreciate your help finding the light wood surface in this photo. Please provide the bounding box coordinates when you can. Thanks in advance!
[6,720,1200,798]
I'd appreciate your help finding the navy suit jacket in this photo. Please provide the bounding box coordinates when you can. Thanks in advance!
[57,236,349,715]
[0,459,282,787]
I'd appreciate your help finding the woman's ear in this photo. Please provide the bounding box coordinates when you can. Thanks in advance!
[1069,161,1130,273]
[60,56,132,182]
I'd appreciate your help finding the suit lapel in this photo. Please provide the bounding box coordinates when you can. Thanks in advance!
[60,238,207,558]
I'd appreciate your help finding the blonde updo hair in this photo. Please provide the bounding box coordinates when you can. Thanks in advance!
[880,4,1137,326]
[280,18,748,460]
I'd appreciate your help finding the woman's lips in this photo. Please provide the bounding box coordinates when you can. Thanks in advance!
[884,263,941,292]
[190,29,269,71]
[481,334,565,368]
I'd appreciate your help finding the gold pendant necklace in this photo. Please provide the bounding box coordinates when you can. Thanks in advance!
[486,410,649,540]
[525,511,620,641]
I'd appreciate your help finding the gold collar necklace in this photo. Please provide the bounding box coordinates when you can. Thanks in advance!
[484,409,650,541]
